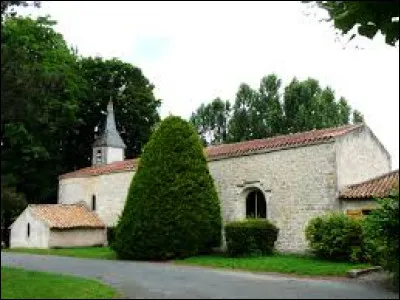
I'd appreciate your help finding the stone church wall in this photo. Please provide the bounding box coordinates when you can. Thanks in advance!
[58,171,134,226]
[335,125,391,190]
[207,142,338,252]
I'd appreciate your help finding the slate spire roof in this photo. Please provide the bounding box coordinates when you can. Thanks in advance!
[92,101,126,149]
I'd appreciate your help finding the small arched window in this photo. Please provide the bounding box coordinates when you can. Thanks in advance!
[92,195,96,211]
[27,223,30,238]
[246,189,267,219]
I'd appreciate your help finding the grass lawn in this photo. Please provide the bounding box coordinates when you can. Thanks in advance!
[3,247,372,277]
[3,247,116,260]
[1,267,121,299]
[174,253,372,277]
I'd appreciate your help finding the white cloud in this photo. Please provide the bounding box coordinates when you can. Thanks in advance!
[18,1,399,168]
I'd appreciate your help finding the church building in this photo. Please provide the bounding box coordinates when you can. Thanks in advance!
[11,101,397,251]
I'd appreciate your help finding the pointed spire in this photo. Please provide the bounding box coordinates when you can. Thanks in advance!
[92,100,126,149]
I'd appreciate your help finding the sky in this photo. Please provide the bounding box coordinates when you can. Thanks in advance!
[18,1,399,169]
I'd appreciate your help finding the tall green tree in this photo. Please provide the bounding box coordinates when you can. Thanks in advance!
[303,1,399,46]
[67,57,161,170]
[258,74,284,137]
[189,98,231,145]
[1,16,83,206]
[191,74,363,144]
[228,83,258,142]
[352,109,365,123]
[337,97,352,125]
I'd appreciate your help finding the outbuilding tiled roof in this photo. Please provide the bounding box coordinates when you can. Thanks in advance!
[59,124,364,180]
[29,204,105,229]
[340,170,399,200]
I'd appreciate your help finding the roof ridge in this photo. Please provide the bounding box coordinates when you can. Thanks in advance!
[206,123,363,150]
[59,124,365,180]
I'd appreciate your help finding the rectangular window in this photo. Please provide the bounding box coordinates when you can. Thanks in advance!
[92,195,96,211]
[346,209,362,219]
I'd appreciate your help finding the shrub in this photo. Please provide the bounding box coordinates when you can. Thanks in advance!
[363,190,399,288]
[106,227,116,247]
[305,213,365,262]
[112,116,222,260]
[225,219,279,257]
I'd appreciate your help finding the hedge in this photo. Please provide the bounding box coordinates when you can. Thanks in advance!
[225,219,278,257]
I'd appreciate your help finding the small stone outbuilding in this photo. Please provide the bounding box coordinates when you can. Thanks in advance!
[9,203,106,249]
[340,169,399,219]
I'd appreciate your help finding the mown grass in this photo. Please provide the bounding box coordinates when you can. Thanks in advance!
[3,247,372,277]
[3,246,116,260]
[1,267,121,299]
[174,253,372,277]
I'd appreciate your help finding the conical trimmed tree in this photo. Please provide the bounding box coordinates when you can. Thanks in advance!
[112,116,222,260]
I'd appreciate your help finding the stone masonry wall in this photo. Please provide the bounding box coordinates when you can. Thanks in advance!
[208,142,338,253]
[58,171,134,226]
[10,208,50,248]
[48,228,106,248]
[341,199,378,213]
[335,126,391,191]
[60,137,393,253]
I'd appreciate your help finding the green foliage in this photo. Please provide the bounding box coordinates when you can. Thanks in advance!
[1,16,83,206]
[304,1,399,46]
[352,109,364,124]
[106,227,116,248]
[363,190,399,286]
[112,116,222,260]
[69,57,161,170]
[1,16,160,212]
[1,1,40,20]
[189,98,231,145]
[191,73,361,144]
[305,213,365,262]
[225,219,279,257]
[228,83,258,142]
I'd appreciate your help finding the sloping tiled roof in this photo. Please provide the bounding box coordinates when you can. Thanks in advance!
[59,124,363,180]
[29,204,105,229]
[340,170,399,200]
[206,124,363,160]
[59,159,139,180]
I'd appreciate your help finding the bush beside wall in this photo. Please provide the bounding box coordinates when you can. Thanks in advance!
[225,219,278,257]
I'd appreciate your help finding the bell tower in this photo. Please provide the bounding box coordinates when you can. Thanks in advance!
[92,101,126,166]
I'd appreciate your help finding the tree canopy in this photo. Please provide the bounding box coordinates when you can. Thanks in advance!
[1,15,161,230]
[304,1,399,46]
[190,74,363,145]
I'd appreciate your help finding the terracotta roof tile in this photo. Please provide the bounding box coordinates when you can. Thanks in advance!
[59,124,363,179]
[206,124,363,160]
[59,159,139,180]
[29,204,105,229]
[340,170,399,199]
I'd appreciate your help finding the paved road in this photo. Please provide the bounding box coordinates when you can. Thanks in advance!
[1,253,399,299]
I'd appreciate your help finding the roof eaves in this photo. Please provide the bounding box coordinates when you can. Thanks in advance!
[207,138,335,162]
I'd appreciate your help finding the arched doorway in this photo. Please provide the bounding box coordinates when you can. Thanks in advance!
[246,189,266,218]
